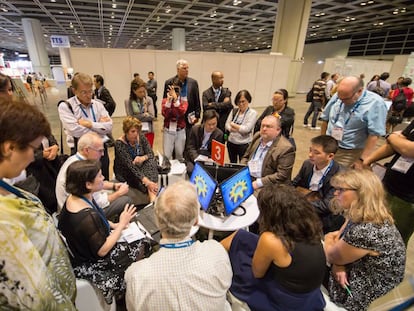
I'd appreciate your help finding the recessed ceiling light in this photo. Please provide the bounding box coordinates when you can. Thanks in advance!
[112,4,117,8]
[165,5,171,14]
[51,0,56,2]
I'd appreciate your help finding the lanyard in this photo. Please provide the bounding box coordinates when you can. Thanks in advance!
[307,160,334,190]
[253,141,271,160]
[160,240,194,249]
[79,104,97,122]
[180,80,188,97]
[80,196,110,233]
[333,91,366,126]
[0,179,41,203]
[127,140,140,158]
[339,220,352,239]
[214,88,221,102]
[232,108,249,125]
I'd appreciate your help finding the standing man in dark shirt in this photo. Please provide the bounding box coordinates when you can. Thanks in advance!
[93,74,116,116]
[202,71,232,133]
[163,59,201,135]
[147,71,158,119]
[363,121,414,245]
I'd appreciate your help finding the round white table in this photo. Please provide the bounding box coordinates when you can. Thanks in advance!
[197,194,259,239]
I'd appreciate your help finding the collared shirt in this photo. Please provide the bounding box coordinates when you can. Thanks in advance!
[309,162,331,191]
[320,90,387,149]
[201,131,212,150]
[250,139,273,187]
[58,96,112,147]
[213,86,221,102]
[125,239,232,311]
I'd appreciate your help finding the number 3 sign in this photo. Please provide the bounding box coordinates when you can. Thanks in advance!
[211,139,225,166]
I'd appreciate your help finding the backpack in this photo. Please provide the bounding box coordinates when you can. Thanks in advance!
[372,80,385,97]
[392,88,407,113]
[306,86,314,102]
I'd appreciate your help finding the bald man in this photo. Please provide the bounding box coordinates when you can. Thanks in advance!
[320,76,387,168]
[202,71,233,132]
[241,115,295,190]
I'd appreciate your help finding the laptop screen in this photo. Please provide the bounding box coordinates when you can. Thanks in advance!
[190,162,218,211]
[219,166,254,215]
[201,162,246,183]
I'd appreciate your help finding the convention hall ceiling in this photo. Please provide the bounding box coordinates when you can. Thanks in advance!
[0,0,412,55]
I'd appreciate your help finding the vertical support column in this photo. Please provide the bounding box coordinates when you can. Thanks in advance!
[172,28,185,51]
[59,47,72,80]
[21,18,51,77]
[271,0,312,96]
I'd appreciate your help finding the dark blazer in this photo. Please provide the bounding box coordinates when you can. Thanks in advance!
[241,132,295,186]
[254,105,295,138]
[95,86,116,116]
[163,76,201,128]
[292,159,344,233]
[202,87,233,132]
[185,125,224,175]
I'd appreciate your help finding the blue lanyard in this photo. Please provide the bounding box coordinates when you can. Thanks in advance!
[307,160,334,190]
[80,196,110,234]
[253,141,270,160]
[127,140,140,158]
[233,108,250,125]
[79,104,97,122]
[0,179,41,203]
[333,91,366,126]
[160,240,194,249]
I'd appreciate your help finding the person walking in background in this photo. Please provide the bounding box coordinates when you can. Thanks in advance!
[146,71,158,119]
[303,72,329,130]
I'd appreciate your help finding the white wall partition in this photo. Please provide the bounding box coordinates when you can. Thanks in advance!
[70,48,291,117]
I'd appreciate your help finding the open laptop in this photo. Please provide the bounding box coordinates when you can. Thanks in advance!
[190,162,218,212]
[134,187,165,243]
[219,166,254,215]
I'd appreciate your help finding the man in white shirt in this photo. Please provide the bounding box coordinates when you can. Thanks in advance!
[55,132,131,220]
[125,180,232,311]
[58,72,113,179]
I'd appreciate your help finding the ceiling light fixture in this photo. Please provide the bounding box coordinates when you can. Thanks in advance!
[233,0,242,5]
[210,10,217,18]
[165,5,171,14]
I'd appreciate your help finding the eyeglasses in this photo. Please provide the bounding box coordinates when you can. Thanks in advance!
[79,89,94,96]
[334,187,356,194]
[88,146,105,154]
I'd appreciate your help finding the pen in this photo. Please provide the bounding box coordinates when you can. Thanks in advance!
[343,285,353,298]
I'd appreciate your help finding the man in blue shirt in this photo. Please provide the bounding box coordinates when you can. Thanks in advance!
[320,76,387,168]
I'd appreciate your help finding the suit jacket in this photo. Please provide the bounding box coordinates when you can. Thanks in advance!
[185,125,224,162]
[202,87,233,132]
[95,86,116,116]
[163,76,201,128]
[241,132,295,186]
[292,160,341,217]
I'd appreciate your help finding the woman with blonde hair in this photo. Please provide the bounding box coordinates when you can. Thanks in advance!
[114,116,158,202]
[324,169,405,311]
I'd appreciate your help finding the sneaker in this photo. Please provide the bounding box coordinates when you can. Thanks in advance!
[310,126,321,130]
[303,124,309,127]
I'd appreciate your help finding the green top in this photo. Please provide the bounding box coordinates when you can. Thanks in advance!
[0,189,76,310]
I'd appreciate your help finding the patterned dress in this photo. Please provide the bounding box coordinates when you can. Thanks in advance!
[58,203,152,304]
[0,187,76,310]
[328,221,406,310]
[114,134,158,193]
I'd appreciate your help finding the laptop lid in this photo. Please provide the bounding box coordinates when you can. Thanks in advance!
[190,162,218,211]
[219,166,254,215]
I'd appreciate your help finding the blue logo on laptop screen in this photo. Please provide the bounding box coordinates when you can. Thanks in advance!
[220,166,253,215]
[190,163,217,211]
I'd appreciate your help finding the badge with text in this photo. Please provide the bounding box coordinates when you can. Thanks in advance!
[211,139,225,166]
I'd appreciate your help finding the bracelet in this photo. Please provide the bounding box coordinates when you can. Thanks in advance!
[112,183,116,191]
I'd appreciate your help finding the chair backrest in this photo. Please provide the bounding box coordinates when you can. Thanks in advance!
[76,279,116,311]
[124,99,133,116]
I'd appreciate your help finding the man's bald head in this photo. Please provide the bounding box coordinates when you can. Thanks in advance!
[337,76,364,105]
[211,71,224,88]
